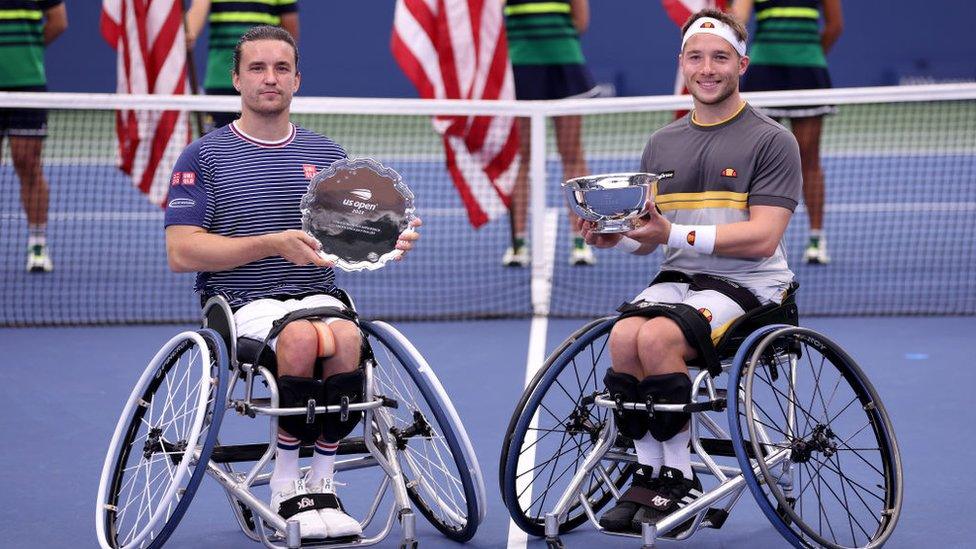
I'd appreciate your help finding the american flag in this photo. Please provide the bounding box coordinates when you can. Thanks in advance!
[100,0,190,206]
[662,0,728,117]
[391,0,520,228]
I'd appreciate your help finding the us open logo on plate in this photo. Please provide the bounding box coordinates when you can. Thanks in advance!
[350,189,372,201]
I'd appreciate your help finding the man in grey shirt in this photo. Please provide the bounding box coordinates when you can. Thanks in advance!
[577,8,801,534]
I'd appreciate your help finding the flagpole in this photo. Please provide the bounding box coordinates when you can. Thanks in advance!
[182,1,205,137]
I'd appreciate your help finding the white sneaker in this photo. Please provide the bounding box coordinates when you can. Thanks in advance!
[502,245,530,267]
[306,477,363,538]
[26,244,53,273]
[569,244,596,266]
[803,236,830,264]
[270,479,330,539]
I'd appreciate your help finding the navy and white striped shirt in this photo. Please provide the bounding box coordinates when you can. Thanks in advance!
[164,122,347,308]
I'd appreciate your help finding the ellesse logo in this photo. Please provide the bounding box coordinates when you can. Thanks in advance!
[698,308,713,322]
[350,189,372,201]
[721,168,737,177]
[700,21,715,29]
[687,231,696,245]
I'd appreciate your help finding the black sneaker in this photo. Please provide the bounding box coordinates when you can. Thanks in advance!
[631,466,703,534]
[599,466,660,533]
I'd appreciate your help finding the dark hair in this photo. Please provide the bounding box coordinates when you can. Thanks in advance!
[232,25,299,74]
[681,8,748,47]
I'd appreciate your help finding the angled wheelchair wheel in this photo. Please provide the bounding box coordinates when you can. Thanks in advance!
[362,321,485,542]
[500,318,635,537]
[728,326,903,549]
[95,329,228,549]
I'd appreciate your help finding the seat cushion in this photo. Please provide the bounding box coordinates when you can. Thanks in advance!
[237,337,277,371]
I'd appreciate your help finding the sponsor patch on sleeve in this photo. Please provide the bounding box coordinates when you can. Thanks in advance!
[167,198,196,208]
[171,172,196,185]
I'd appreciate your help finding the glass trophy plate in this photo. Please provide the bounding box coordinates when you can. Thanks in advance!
[301,158,416,271]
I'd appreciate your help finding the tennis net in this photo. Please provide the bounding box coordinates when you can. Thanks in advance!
[1,84,974,325]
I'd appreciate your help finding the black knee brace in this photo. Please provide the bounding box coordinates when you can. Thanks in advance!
[277,375,325,445]
[321,369,365,442]
[603,370,648,440]
[639,373,692,441]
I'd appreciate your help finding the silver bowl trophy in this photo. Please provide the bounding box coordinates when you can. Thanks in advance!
[562,172,658,233]
[301,157,416,272]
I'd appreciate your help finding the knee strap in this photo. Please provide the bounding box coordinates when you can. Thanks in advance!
[639,373,692,442]
[277,375,326,445]
[603,370,648,440]
[616,301,722,377]
[321,369,365,442]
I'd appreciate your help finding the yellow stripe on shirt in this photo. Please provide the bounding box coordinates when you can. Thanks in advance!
[0,10,42,20]
[504,3,572,16]
[209,12,281,25]
[756,7,820,20]
[655,191,749,211]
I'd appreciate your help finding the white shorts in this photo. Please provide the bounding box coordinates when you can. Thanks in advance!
[233,294,349,351]
[630,283,748,344]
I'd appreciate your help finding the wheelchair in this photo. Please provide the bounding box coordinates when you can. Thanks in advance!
[95,290,486,549]
[500,288,903,548]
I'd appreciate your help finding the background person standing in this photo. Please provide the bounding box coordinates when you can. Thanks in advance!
[733,0,843,264]
[0,0,67,272]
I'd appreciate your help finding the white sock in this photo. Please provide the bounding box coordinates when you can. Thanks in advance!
[307,438,339,485]
[28,224,46,247]
[809,229,824,239]
[662,428,693,479]
[270,432,301,492]
[633,432,664,476]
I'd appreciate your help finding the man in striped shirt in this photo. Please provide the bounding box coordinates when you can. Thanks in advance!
[165,25,420,540]
[0,0,67,272]
[185,0,299,130]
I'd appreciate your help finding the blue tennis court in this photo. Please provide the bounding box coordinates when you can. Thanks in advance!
[0,315,973,547]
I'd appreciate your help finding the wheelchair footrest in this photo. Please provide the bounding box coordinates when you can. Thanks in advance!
[211,438,369,463]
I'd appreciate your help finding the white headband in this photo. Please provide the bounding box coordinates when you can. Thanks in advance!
[681,17,747,56]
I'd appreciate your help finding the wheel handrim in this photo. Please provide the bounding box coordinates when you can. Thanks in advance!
[740,328,901,549]
[96,331,222,549]
[505,319,633,534]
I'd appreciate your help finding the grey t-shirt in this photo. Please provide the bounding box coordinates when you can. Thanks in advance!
[640,103,802,301]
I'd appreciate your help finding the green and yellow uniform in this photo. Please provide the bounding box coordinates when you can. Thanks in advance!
[504,0,596,100]
[741,0,834,116]
[203,0,298,91]
[504,0,584,66]
[0,0,62,88]
[747,0,827,68]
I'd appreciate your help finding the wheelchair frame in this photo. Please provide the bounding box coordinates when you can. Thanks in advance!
[97,294,484,549]
[539,333,792,548]
[502,293,902,549]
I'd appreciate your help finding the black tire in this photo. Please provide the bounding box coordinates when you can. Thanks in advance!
[500,317,635,537]
[96,329,228,549]
[729,326,903,548]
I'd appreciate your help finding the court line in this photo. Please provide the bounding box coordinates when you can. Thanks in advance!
[507,208,559,549]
